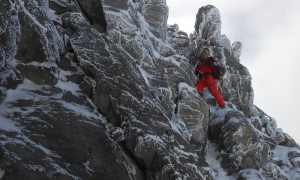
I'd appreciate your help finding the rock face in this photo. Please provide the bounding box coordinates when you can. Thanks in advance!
[232,41,243,60]
[210,108,269,174]
[194,5,221,41]
[190,5,300,179]
[140,0,169,39]
[0,1,299,180]
[166,24,190,56]
[191,5,254,118]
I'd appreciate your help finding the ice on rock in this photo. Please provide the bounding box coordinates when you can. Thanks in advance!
[195,5,222,41]
[0,0,299,179]
[232,41,243,60]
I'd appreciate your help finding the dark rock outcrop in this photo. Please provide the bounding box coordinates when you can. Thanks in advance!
[0,1,299,179]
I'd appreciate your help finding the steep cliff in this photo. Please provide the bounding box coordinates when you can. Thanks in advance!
[0,0,299,179]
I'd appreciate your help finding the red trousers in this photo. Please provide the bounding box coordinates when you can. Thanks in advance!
[195,75,225,106]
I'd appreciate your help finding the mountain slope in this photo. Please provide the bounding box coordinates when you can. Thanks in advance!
[0,0,299,179]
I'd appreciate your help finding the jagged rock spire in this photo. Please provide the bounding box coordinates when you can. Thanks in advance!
[195,5,221,41]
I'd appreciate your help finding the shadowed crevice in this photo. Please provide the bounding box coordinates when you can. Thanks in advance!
[75,0,107,33]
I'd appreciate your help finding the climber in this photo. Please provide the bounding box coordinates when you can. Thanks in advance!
[194,47,225,107]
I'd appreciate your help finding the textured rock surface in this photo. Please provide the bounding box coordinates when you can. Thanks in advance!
[232,41,243,60]
[209,107,269,174]
[189,5,300,179]
[194,5,221,41]
[140,0,169,39]
[166,24,190,56]
[0,1,299,179]
[191,5,253,117]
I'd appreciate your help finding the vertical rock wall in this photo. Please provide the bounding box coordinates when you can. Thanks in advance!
[0,0,211,179]
[0,0,299,179]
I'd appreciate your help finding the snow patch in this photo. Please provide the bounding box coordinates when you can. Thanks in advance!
[3,79,41,102]
[270,145,300,167]
[58,100,102,122]
[205,141,234,180]
[137,65,151,86]
[0,115,21,133]
[55,80,81,96]
[178,82,198,94]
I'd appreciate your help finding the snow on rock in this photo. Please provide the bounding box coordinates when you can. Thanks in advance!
[176,82,209,155]
[218,34,231,51]
[237,169,265,180]
[0,2,19,70]
[0,74,141,179]
[195,5,222,41]
[166,24,190,57]
[140,0,169,39]
[191,5,254,117]
[232,41,243,60]
[209,106,269,174]
[189,4,300,179]
[0,0,299,179]
[61,0,211,177]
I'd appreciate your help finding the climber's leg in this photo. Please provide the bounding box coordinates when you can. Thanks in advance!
[195,77,207,92]
[206,76,225,107]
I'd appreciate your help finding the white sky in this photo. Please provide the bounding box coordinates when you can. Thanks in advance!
[167,0,300,143]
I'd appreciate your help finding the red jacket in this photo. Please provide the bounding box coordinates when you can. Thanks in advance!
[195,57,220,80]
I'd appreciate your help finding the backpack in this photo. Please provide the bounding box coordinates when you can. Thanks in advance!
[207,57,221,80]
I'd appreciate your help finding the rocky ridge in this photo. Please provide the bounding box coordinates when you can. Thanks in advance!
[0,0,299,179]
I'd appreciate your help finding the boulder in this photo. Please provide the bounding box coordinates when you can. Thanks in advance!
[209,109,269,174]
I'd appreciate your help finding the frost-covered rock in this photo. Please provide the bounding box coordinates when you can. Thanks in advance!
[0,0,299,179]
[63,6,211,178]
[0,0,211,179]
[189,4,300,179]
[166,24,190,56]
[0,0,64,91]
[237,169,264,180]
[218,34,231,50]
[220,49,254,117]
[209,107,269,174]
[15,1,63,63]
[195,5,221,41]
[0,1,19,70]
[140,0,169,39]
[75,0,107,32]
[176,82,209,154]
[232,41,243,60]
[191,5,253,116]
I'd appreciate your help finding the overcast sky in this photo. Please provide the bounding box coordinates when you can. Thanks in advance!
[167,0,300,143]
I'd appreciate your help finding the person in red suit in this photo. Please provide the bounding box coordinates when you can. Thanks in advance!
[195,48,225,107]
